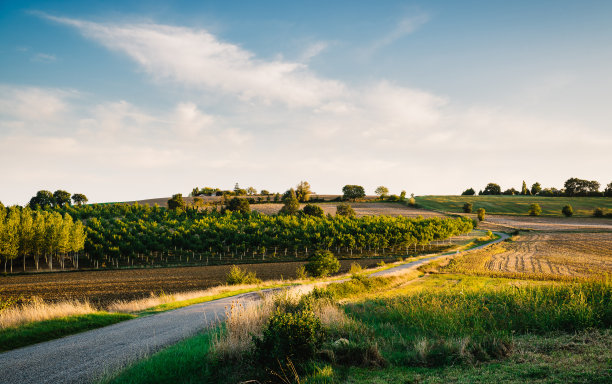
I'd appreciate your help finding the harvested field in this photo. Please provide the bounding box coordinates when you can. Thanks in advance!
[0,258,395,306]
[446,231,612,279]
[480,215,612,232]
[252,202,444,217]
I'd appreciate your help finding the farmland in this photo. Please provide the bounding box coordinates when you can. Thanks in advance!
[416,195,612,216]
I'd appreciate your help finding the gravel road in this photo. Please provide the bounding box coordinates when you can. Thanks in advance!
[0,232,508,384]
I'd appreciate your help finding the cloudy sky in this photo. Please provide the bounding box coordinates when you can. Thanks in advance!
[1,0,611,205]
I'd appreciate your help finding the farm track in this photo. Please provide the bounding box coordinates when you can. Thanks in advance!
[0,233,507,384]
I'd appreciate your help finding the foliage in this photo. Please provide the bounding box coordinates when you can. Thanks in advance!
[562,205,573,217]
[528,203,542,216]
[462,203,472,213]
[71,193,88,206]
[461,188,475,196]
[520,181,530,196]
[167,194,186,211]
[564,177,600,196]
[477,208,486,221]
[605,182,612,197]
[302,204,324,218]
[295,265,308,279]
[531,182,542,195]
[305,251,340,277]
[336,203,356,218]
[53,190,72,207]
[593,208,604,217]
[342,185,365,201]
[503,188,517,195]
[296,181,312,202]
[226,265,261,285]
[375,186,389,199]
[226,197,250,214]
[279,189,300,215]
[28,190,55,209]
[399,191,406,201]
[482,183,501,195]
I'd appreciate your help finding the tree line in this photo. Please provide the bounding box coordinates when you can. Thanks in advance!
[462,178,612,197]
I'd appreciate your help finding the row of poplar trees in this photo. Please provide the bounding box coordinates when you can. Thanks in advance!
[0,205,86,273]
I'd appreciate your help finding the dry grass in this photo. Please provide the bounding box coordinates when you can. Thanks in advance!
[0,297,96,329]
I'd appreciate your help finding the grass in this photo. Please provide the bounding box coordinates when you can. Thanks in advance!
[0,312,134,352]
[415,195,612,217]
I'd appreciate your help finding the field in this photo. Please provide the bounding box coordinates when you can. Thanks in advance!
[416,195,612,216]
[251,202,444,217]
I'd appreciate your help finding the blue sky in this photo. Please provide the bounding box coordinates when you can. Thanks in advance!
[1,0,611,205]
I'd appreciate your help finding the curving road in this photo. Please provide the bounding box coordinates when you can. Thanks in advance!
[0,232,508,384]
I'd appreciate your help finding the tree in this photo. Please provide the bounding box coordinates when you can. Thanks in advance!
[29,190,55,209]
[462,188,475,196]
[227,197,251,213]
[71,193,88,206]
[562,205,573,217]
[234,183,247,196]
[531,182,542,195]
[302,204,325,218]
[482,183,501,195]
[167,194,186,211]
[399,191,406,201]
[503,188,517,195]
[279,189,300,215]
[520,181,530,196]
[528,203,542,216]
[246,187,257,196]
[336,203,356,218]
[53,190,72,207]
[305,250,340,277]
[564,178,600,196]
[342,185,365,201]
[477,208,486,221]
[593,208,604,217]
[375,186,389,199]
[260,190,270,196]
[463,203,473,213]
[604,182,612,197]
[296,181,312,202]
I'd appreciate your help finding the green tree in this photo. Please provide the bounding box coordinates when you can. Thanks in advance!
[604,182,612,197]
[53,190,72,207]
[296,181,312,202]
[302,204,325,217]
[462,188,475,196]
[305,250,340,277]
[227,197,251,213]
[562,205,573,217]
[246,187,257,196]
[279,189,300,215]
[71,193,88,206]
[399,190,406,201]
[531,182,542,195]
[260,189,270,196]
[336,203,356,218]
[528,203,542,216]
[375,186,389,199]
[342,185,365,201]
[483,183,501,195]
[463,203,473,213]
[29,190,55,209]
[520,181,530,196]
[167,194,186,211]
[477,208,486,221]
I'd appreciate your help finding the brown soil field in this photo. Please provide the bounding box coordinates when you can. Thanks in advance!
[446,231,612,279]
[478,215,612,232]
[0,258,395,306]
[252,202,444,218]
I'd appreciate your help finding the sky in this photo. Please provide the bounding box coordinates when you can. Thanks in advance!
[1,0,611,205]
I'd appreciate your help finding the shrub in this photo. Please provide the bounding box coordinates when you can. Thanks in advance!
[336,203,356,218]
[226,197,250,213]
[295,265,308,279]
[253,310,324,367]
[562,205,573,217]
[386,194,399,202]
[477,208,486,221]
[305,251,340,278]
[408,197,416,206]
[593,208,604,217]
[302,204,325,218]
[225,265,261,285]
[462,203,473,213]
[461,188,475,196]
[348,263,363,275]
[528,203,542,216]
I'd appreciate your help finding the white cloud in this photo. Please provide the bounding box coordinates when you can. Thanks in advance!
[31,53,57,63]
[367,13,429,53]
[299,41,329,62]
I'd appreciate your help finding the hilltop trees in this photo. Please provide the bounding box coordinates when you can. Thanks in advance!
[462,188,475,196]
[279,189,300,215]
[521,181,531,196]
[167,194,186,211]
[28,190,55,209]
[604,182,612,197]
[564,178,600,196]
[482,183,501,195]
[53,190,72,207]
[531,182,542,195]
[72,193,88,206]
[296,181,312,202]
[342,185,365,201]
[375,186,389,199]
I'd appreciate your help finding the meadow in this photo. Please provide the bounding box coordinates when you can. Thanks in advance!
[416,195,612,216]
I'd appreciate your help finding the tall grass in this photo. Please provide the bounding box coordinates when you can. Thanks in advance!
[0,298,96,329]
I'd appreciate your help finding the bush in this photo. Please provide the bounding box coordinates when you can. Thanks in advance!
[461,188,475,196]
[348,263,363,275]
[528,203,542,216]
[593,208,604,217]
[302,204,325,218]
[477,208,486,221]
[225,265,261,285]
[295,265,308,279]
[336,203,356,218]
[226,197,250,213]
[562,205,573,217]
[305,251,340,278]
[253,310,324,367]
[462,203,473,213]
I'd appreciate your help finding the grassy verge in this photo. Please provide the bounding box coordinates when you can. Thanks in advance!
[0,312,134,352]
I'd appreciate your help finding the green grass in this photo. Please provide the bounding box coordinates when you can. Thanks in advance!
[0,312,134,352]
[415,195,612,217]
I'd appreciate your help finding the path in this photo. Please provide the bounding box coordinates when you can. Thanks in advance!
[0,232,508,384]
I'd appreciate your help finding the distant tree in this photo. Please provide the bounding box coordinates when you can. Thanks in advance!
[399,191,406,201]
[53,190,72,207]
[296,181,312,202]
[604,182,612,197]
[408,193,416,206]
[528,203,542,216]
[273,193,281,202]
[593,208,604,217]
[167,194,186,211]
[463,203,473,213]
[190,187,201,197]
[478,190,483,195]
[227,197,251,213]
[375,186,389,199]
[71,193,88,206]
[531,182,542,195]
[477,208,486,221]
[28,190,55,209]
[260,190,270,196]
[336,203,356,218]
[562,205,573,217]
[540,187,562,197]
[245,187,257,196]
[564,178,600,196]
[462,188,475,196]
[342,185,365,201]
[483,183,501,195]
[503,188,518,195]
[520,181,530,196]
[279,189,300,215]
[305,250,340,278]
[302,204,325,218]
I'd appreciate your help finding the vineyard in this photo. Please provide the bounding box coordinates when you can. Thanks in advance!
[1,203,473,273]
